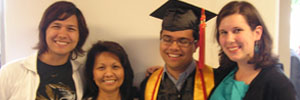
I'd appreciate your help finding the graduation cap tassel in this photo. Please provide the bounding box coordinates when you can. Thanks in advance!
[198,8,208,100]
[198,8,206,69]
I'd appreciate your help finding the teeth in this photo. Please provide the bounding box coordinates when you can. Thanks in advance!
[104,80,116,83]
[169,54,180,57]
[56,41,68,45]
[228,47,238,51]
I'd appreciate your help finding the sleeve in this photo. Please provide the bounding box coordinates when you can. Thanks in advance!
[274,78,297,100]
[0,65,13,100]
[270,67,297,100]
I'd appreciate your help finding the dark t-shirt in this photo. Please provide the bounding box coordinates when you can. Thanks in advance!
[36,59,76,100]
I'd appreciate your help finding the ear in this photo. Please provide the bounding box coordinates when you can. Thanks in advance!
[254,25,263,41]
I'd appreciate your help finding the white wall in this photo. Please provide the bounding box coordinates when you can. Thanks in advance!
[3,0,282,86]
[0,0,4,65]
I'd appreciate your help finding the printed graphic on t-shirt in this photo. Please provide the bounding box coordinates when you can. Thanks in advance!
[36,82,76,100]
[36,59,76,100]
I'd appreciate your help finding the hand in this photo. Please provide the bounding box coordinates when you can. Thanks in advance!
[145,66,162,77]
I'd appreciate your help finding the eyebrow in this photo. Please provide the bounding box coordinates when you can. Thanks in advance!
[52,22,78,28]
[67,25,78,29]
[219,29,226,32]
[162,34,171,37]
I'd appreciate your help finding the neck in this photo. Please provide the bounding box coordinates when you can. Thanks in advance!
[38,52,70,66]
[235,62,261,84]
[97,90,121,100]
[166,61,192,80]
[166,67,182,80]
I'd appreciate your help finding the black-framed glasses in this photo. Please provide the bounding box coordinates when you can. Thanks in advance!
[160,36,197,47]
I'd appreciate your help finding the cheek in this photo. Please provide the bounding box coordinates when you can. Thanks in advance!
[118,70,125,81]
[72,32,80,42]
[45,30,52,39]
[184,46,195,54]
[93,70,103,81]
[160,44,166,53]
[218,37,226,47]
[45,31,54,45]
[160,43,165,49]
[187,49,195,57]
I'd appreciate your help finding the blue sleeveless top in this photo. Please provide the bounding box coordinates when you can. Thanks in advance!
[210,68,249,100]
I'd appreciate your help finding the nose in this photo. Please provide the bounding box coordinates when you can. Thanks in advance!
[225,33,235,43]
[169,40,180,50]
[104,68,114,78]
[57,28,68,38]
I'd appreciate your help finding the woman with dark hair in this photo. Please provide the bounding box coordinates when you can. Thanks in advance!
[83,41,134,100]
[0,1,89,100]
[209,1,296,100]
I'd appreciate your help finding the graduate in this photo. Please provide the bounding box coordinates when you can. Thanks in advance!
[139,0,216,100]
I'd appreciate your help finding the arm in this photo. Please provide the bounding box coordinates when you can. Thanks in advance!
[274,79,297,100]
[0,66,12,100]
[271,66,297,100]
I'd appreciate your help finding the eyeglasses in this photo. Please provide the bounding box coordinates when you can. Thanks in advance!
[160,36,197,47]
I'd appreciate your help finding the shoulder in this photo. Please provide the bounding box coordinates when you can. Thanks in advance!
[250,64,296,99]
[253,64,291,88]
[260,64,290,84]
[1,53,38,70]
[0,56,33,74]
[0,55,37,89]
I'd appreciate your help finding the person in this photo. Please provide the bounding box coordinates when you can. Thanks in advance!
[83,41,135,100]
[209,1,296,100]
[139,0,216,100]
[0,1,89,100]
[291,49,300,99]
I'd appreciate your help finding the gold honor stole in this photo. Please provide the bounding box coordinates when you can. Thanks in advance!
[145,65,214,100]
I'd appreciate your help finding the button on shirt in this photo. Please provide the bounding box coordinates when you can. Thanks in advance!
[163,60,196,91]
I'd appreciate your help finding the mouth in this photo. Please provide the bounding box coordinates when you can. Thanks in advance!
[102,79,117,84]
[227,46,241,52]
[55,40,69,46]
[169,54,180,57]
[167,53,182,60]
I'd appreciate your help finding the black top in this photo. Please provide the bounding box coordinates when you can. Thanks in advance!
[210,63,297,100]
[36,59,76,100]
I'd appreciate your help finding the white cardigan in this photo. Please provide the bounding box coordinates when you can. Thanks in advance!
[0,53,85,100]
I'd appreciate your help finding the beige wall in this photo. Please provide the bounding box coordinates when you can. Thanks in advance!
[4,0,285,86]
[279,0,291,77]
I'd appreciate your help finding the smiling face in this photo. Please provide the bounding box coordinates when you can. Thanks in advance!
[218,14,262,64]
[45,15,79,57]
[93,52,124,93]
[160,29,197,72]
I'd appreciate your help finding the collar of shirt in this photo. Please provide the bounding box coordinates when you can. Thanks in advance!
[162,60,196,91]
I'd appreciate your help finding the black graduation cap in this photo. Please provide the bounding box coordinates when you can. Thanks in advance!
[150,0,217,31]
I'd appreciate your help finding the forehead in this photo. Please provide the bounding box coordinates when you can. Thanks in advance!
[219,14,249,30]
[161,29,194,39]
[95,52,120,62]
[50,15,78,26]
